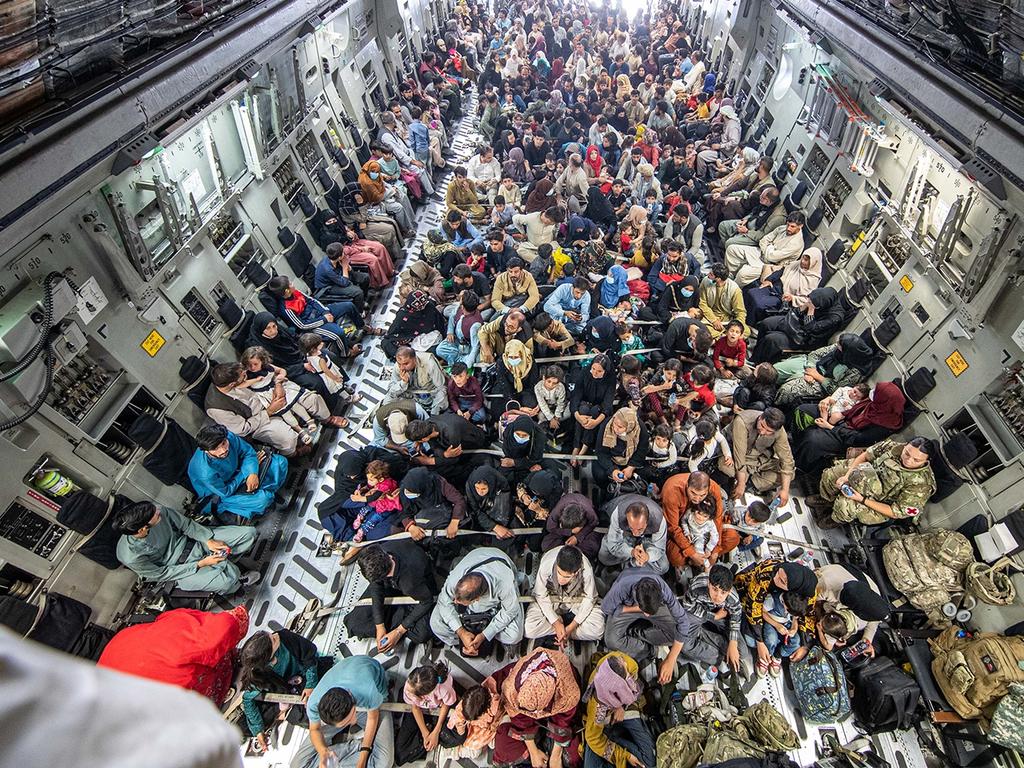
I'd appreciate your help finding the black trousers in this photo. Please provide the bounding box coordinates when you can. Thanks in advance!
[343,587,434,644]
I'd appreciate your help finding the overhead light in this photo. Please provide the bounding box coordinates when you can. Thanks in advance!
[111,132,163,175]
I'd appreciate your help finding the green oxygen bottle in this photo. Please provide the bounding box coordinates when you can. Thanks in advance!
[32,468,79,498]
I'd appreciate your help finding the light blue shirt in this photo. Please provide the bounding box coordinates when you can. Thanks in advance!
[543,283,590,326]
[306,655,388,724]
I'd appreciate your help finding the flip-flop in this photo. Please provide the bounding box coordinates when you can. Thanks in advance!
[328,416,350,428]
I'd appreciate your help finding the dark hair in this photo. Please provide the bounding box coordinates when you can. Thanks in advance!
[238,631,276,692]
[783,591,809,617]
[447,210,464,223]
[708,563,735,592]
[211,362,243,387]
[690,364,713,386]
[544,206,566,223]
[113,501,157,535]
[298,333,323,354]
[694,419,716,442]
[907,436,934,457]
[358,545,392,582]
[786,210,806,225]
[821,612,850,640]
[556,545,584,573]
[507,256,525,270]
[410,106,423,119]
[573,276,591,291]
[542,364,564,382]
[761,407,785,430]
[710,263,729,280]
[591,353,610,370]
[532,311,553,331]
[451,362,469,376]
[326,242,344,259]
[408,661,449,696]
[725,320,744,334]
[635,577,664,615]
[693,327,713,355]
[267,275,291,296]
[406,419,434,442]
[746,500,772,523]
[462,685,493,720]
[559,502,585,530]
[196,424,229,451]
[453,165,468,177]
[487,229,506,243]
[461,290,481,312]
[653,423,672,440]
[455,572,489,602]
[537,243,554,258]
[620,355,640,374]
[494,194,506,205]
[319,688,355,725]
[753,362,778,385]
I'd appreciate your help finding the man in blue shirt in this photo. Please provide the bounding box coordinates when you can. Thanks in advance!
[314,244,367,311]
[289,655,392,768]
[543,277,592,336]
[407,106,431,166]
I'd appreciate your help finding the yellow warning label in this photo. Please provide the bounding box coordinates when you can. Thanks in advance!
[141,330,166,357]
[945,350,969,377]
[899,275,914,292]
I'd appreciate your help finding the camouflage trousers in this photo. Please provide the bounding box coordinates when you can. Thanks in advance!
[819,460,887,525]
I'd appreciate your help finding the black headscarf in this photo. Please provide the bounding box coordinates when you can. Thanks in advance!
[399,467,444,513]
[525,470,563,510]
[817,332,874,378]
[248,312,307,372]
[502,415,546,462]
[585,185,616,229]
[776,561,818,598]
[841,579,890,622]
[584,316,618,354]
[467,465,510,504]
[127,415,197,492]
[385,291,447,344]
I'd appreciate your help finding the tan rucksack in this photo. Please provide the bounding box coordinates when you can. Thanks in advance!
[882,529,975,625]
[930,627,1024,720]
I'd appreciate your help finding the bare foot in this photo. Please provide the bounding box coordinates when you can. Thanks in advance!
[327,415,349,428]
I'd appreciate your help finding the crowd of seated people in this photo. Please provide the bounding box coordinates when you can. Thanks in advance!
[95,2,987,767]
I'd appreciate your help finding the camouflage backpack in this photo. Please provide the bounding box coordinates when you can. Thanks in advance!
[930,627,1024,719]
[656,723,714,768]
[734,700,801,752]
[989,683,1024,751]
[882,529,975,625]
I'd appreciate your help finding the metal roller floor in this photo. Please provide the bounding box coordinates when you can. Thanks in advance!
[234,95,935,768]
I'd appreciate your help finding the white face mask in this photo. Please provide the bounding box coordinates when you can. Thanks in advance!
[605,275,615,283]
[513,433,530,445]
[507,356,522,366]
[403,490,420,499]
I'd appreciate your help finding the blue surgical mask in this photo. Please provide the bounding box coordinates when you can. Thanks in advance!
[513,433,530,444]
[591,330,601,339]
[507,356,522,366]
[403,490,420,499]
[681,288,694,298]
[369,171,380,179]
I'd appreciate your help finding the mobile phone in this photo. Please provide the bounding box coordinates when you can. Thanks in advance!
[841,484,856,498]
[769,497,781,511]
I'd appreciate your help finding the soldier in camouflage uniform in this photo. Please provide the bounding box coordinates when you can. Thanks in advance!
[814,437,936,526]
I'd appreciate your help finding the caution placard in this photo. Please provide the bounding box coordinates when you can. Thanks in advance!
[945,350,969,377]
[141,330,166,357]
[899,275,914,292]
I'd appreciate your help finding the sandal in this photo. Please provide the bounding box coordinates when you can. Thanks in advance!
[327,415,350,428]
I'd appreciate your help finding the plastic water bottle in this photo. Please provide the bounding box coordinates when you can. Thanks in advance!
[702,665,719,684]
[799,550,815,568]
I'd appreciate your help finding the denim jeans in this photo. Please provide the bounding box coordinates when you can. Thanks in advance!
[583,715,656,768]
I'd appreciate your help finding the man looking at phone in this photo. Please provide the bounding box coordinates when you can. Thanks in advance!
[114,500,260,595]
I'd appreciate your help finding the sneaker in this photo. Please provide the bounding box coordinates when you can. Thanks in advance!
[769,657,782,677]
[756,658,770,678]
[240,571,262,587]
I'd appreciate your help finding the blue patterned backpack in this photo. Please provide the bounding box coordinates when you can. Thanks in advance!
[788,646,851,724]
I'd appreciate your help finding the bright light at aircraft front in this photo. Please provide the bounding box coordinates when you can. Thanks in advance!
[620,0,647,20]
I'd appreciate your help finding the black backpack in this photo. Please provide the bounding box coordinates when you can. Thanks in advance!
[851,656,921,734]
